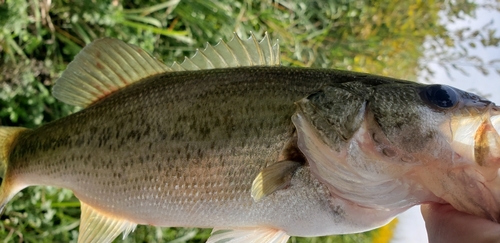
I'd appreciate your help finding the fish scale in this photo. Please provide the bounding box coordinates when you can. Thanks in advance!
[0,34,499,243]
[8,67,333,219]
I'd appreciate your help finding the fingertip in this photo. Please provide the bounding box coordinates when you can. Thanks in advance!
[420,203,431,221]
[420,203,446,221]
[422,203,500,242]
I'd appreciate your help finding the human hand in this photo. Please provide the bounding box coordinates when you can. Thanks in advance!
[421,203,500,243]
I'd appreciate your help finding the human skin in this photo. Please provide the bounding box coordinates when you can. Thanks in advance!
[421,203,500,243]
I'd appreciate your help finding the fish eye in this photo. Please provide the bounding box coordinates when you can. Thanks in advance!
[422,85,458,109]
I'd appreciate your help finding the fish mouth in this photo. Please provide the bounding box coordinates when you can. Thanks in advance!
[447,104,500,167]
[438,105,500,221]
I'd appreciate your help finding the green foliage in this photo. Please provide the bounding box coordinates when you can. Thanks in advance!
[1,0,499,242]
[1,187,79,242]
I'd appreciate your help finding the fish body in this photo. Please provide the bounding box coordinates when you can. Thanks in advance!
[0,34,499,242]
[6,67,406,235]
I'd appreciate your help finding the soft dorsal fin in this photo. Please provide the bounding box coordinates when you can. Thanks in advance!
[170,32,280,71]
[52,38,172,107]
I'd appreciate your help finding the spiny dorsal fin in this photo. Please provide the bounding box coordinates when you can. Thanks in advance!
[170,32,280,71]
[52,38,171,107]
[78,201,137,243]
[208,227,290,243]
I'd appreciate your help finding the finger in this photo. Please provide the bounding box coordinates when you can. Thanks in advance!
[421,203,500,243]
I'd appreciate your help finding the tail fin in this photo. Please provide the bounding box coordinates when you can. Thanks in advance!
[0,127,28,213]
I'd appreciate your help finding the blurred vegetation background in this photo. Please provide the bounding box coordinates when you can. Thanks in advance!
[1,0,499,242]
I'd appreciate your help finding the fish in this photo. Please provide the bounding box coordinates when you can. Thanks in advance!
[0,33,499,243]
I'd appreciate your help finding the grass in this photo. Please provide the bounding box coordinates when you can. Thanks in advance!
[0,0,496,242]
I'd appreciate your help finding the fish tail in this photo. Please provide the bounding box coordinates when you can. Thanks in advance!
[0,126,28,213]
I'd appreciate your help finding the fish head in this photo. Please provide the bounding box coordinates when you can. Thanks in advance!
[292,80,500,221]
[415,84,500,221]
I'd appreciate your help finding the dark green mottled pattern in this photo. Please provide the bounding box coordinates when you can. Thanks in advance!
[6,66,419,227]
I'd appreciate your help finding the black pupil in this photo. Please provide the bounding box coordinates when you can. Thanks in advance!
[425,85,457,108]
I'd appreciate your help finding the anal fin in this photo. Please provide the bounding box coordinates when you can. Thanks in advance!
[208,227,290,243]
[78,201,137,243]
[251,160,302,202]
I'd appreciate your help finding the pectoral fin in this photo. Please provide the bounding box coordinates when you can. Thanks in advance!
[207,227,290,243]
[78,201,137,243]
[251,160,302,201]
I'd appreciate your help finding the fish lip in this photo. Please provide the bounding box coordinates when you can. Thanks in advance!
[492,108,500,135]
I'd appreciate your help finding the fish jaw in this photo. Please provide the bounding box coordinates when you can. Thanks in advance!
[425,104,500,221]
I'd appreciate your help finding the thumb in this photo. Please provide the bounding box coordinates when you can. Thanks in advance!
[421,203,500,243]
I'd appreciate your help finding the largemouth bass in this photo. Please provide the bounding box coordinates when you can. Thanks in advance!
[0,33,499,243]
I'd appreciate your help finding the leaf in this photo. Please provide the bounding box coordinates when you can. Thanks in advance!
[71,22,92,44]
[122,0,180,16]
[475,65,489,75]
[123,15,162,28]
[119,20,193,43]
[488,59,500,65]
[451,63,469,76]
